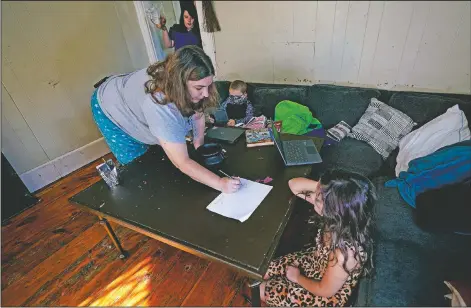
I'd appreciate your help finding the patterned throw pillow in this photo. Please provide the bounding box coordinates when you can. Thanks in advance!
[349,98,416,159]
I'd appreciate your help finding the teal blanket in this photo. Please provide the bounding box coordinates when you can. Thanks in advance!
[385,140,471,207]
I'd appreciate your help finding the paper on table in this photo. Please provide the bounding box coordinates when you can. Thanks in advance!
[207,178,273,222]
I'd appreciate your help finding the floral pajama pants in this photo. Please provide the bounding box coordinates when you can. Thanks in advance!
[90,89,148,165]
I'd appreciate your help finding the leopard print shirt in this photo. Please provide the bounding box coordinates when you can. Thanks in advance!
[264,229,367,307]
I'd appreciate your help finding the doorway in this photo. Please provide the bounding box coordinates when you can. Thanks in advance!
[133,1,179,62]
[133,1,214,67]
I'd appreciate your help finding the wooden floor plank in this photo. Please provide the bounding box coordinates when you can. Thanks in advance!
[78,241,181,307]
[1,210,97,290]
[181,262,248,307]
[1,183,111,253]
[1,200,82,253]
[1,222,108,307]
[229,278,252,307]
[21,225,133,306]
[26,226,148,306]
[146,251,210,306]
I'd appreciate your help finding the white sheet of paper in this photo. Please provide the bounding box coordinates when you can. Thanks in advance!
[206,178,273,222]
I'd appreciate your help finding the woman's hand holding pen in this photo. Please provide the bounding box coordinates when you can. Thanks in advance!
[219,177,241,193]
[218,170,241,193]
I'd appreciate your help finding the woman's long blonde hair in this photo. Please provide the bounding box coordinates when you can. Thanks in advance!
[144,45,219,116]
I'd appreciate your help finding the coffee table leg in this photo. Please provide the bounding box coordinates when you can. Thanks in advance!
[247,279,262,307]
[98,216,128,259]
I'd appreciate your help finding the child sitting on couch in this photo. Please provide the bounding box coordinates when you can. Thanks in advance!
[210,80,254,126]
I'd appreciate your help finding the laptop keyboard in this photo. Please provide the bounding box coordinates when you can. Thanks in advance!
[283,140,309,163]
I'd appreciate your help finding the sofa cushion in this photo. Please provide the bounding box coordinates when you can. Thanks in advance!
[311,137,383,179]
[387,92,471,128]
[349,98,416,160]
[215,81,231,104]
[307,85,381,128]
[253,86,308,118]
[362,176,471,306]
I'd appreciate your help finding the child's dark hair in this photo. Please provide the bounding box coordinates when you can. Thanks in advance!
[297,169,376,276]
[320,169,376,276]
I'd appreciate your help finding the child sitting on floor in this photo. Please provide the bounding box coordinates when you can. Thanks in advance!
[260,169,377,307]
[210,80,254,126]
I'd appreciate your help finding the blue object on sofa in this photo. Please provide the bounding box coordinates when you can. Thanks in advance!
[385,140,471,207]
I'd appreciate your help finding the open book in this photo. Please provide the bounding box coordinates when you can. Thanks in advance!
[243,115,267,129]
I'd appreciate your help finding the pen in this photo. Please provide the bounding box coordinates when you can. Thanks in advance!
[219,170,242,188]
[218,170,234,179]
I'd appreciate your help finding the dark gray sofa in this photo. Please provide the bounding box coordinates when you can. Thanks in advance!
[215,81,471,306]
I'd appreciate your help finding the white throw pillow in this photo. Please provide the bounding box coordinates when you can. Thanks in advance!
[395,104,470,176]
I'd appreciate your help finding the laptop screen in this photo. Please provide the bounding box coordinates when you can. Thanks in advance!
[269,124,286,162]
[271,124,282,149]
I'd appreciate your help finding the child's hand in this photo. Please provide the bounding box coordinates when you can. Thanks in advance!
[286,265,301,283]
[227,119,236,126]
[209,117,215,124]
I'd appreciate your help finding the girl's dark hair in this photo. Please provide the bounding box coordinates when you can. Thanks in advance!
[180,2,201,39]
[144,45,218,116]
[319,169,376,276]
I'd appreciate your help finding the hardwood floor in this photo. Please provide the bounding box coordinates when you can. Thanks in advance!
[1,153,253,307]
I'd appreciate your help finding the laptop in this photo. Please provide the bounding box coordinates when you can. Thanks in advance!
[206,127,245,144]
[279,133,325,152]
[269,124,323,166]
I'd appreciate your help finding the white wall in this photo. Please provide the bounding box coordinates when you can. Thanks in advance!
[213,1,471,94]
[1,1,149,192]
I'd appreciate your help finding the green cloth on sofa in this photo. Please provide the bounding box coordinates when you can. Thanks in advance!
[274,100,322,135]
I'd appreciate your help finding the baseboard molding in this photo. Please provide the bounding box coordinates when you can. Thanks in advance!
[20,138,111,193]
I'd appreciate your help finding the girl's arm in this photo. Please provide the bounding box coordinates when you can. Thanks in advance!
[155,16,174,48]
[287,248,359,298]
[161,28,174,48]
[288,177,319,204]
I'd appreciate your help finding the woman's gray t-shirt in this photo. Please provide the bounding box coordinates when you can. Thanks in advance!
[97,68,196,145]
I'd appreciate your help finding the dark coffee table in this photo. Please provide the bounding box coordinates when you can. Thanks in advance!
[69,137,312,306]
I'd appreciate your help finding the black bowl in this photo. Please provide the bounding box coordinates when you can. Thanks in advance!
[196,143,225,167]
